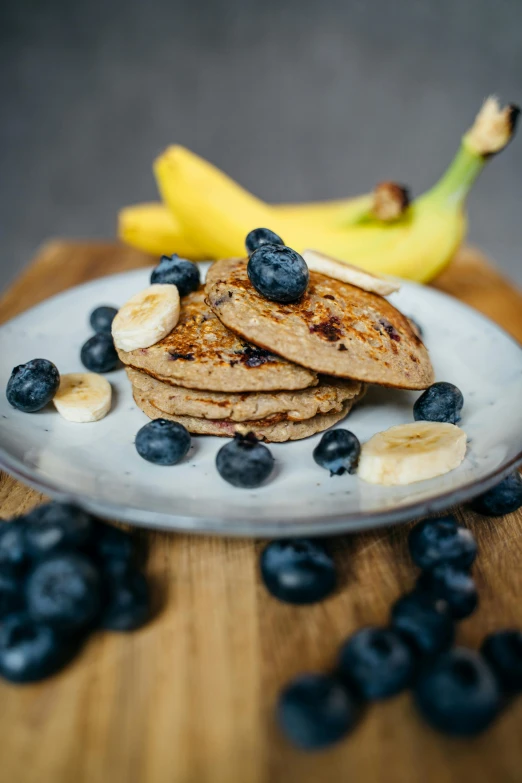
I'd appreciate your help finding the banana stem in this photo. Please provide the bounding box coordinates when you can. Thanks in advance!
[420,96,519,211]
[422,144,485,209]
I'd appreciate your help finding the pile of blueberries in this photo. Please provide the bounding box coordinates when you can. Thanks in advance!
[262,482,522,748]
[0,502,150,683]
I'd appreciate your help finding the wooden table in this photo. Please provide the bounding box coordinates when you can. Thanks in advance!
[1,242,521,783]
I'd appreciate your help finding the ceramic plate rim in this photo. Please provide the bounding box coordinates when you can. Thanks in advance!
[1,268,521,537]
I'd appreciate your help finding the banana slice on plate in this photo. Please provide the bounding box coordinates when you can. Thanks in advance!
[112,284,180,352]
[303,249,400,296]
[358,422,467,486]
[53,373,112,423]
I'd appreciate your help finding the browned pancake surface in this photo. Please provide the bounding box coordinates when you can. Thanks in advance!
[206,258,434,389]
[116,288,316,392]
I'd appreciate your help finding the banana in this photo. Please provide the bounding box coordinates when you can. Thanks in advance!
[303,249,400,295]
[118,183,404,258]
[53,373,112,423]
[150,97,517,282]
[112,284,180,352]
[358,422,467,486]
[118,202,208,259]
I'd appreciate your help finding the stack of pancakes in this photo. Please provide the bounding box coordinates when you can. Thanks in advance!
[117,259,433,442]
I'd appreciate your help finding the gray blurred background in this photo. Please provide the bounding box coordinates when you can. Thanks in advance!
[1,0,521,290]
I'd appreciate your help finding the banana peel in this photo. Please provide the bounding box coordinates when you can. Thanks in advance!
[118,202,208,259]
[119,96,519,283]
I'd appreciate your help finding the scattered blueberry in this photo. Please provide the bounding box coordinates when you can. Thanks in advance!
[0,519,28,573]
[260,539,336,605]
[0,566,24,617]
[277,673,358,750]
[135,418,191,466]
[245,227,284,254]
[408,516,477,571]
[417,564,478,619]
[26,553,102,632]
[150,254,200,297]
[80,333,119,373]
[469,472,522,517]
[0,613,78,683]
[414,647,501,736]
[216,433,274,488]
[89,305,118,335]
[391,591,454,657]
[247,244,309,303]
[313,429,360,476]
[6,359,60,413]
[481,630,522,692]
[94,523,137,570]
[338,626,416,700]
[413,382,464,424]
[100,567,150,631]
[24,502,94,558]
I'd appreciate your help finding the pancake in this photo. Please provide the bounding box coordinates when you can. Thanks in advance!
[206,258,434,390]
[127,366,363,422]
[117,287,317,392]
[133,389,365,443]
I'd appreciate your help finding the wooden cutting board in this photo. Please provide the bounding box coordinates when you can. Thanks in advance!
[0,241,521,783]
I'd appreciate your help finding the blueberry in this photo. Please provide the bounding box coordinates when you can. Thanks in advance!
[313,429,360,476]
[216,433,274,488]
[26,553,102,632]
[0,519,28,573]
[0,613,78,683]
[135,418,191,465]
[391,591,454,657]
[247,244,309,303]
[417,564,478,619]
[414,648,501,736]
[481,630,522,692]
[24,502,94,558]
[277,673,358,750]
[260,539,336,605]
[413,382,464,424]
[100,568,150,631]
[6,358,60,412]
[338,626,416,700]
[80,333,119,373]
[245,227,284,254]
[94,523,137,570]
[89,305,118,334]
[408,516,477,571]
[150,254,200,297]
[0,566,24,617]
[469,472,522,517]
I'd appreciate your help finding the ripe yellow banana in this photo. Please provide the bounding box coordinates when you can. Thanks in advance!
[119,96,518,283]
[119,202,208,259]
[153,97,518,281]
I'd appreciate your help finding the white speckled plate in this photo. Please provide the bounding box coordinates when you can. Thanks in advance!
[1,265,521,536]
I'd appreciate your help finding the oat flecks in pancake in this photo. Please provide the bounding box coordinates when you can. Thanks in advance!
[206,258,434,390]
[127,366,363,422]
[116,287,317,392]
[133,390,365,443]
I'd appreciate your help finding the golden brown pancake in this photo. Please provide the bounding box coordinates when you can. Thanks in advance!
[127,366,363,422]
[116,288,316,392]
[206,258,434,390]
[133,388,366,443]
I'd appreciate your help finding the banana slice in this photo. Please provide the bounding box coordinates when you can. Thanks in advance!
[112,284,180,352]
[53,373,112,423]
[303,249,400,296]
[358,422,467,486]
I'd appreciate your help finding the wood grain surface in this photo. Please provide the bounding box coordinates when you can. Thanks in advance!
[0,242,521,783]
